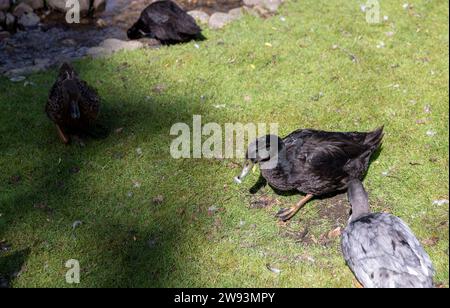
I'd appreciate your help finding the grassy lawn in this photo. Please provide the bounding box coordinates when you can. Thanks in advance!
[0,0,448,287]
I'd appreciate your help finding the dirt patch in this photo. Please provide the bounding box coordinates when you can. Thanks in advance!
[249,194,280,209]
[316,193,350,227]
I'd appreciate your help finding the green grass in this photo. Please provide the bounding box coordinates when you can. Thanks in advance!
[0,0,448,287]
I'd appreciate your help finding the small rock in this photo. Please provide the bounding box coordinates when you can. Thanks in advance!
[93,0,106,12]
[21,0,45,10]
[96,18,107,28]
[252,5,271,18]
[87,38,144,58]
[209,12,234,29]
[18,11,40,29]
[244,0,262,6]
[13,2,33,17]
[47,0,90,15]
[263,0,281,12]
[188,10,209,24]
[228,7,243,20]
[9,75,26,82]
[60,38,77,46]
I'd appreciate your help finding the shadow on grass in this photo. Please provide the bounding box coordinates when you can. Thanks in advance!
[0,61,216,287]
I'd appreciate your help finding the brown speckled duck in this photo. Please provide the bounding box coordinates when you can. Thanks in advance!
[46,63,100,144]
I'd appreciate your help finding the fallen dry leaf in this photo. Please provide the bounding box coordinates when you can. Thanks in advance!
[328,227,342,239]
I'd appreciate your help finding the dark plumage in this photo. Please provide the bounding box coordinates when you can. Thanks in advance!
[342,180,434,288]
[127,0,204,44]
[45,63,100,144]
[235,127,384,221]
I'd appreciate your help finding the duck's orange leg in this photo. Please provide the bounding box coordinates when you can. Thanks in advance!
[56,124,69,144]
[276,194,314,222]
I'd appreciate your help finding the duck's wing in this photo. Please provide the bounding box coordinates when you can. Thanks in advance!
[77,80,100,122]
[46,82,64,123]
[294,133,370,179]
[341,213,434,288]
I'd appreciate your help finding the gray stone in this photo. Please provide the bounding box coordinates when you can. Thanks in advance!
[252,5,271,18]
[18,11,40,28]
[0,0,10,11]
[243,0,262,6]
[263,0,282,12]
[242,6,260,17]
[47,0,90,14]
[13,2,33,17]
[93,0,106,12]
[228,7,244,19]
[87,38,144,58]
[209,12,234,29]
[20,0,44,10]
[188,10,209,24]
[243,0,282,12]
[6,58,50,76]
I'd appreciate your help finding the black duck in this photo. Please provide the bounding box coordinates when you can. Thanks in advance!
[235,127,384,221]
[127,0,205,44]
[342,180,434,288]
[45,63,100,144]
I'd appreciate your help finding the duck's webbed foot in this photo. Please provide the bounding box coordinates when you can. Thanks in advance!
[56,124,69,144]
[276,194,314,222]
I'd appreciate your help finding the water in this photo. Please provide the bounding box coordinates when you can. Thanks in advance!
[0,0,243,76]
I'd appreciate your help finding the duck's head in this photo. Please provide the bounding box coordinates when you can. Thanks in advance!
[127,22,145,40]
[234,135,283,184]
[61,72,81,120]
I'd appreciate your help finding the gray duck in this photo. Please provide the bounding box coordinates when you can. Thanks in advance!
[45,63,100,144]
[235,127,384,221]
[342,180,434,288]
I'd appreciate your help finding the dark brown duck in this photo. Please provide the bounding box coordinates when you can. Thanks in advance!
[45,63,100,144]
[127,0,205,44]
[235,127,384,221]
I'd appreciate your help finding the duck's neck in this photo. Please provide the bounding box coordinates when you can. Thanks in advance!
[348,179,371,223]
[260,146,291,178]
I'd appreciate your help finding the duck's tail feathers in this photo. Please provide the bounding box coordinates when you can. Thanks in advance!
[365,126,384,151]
